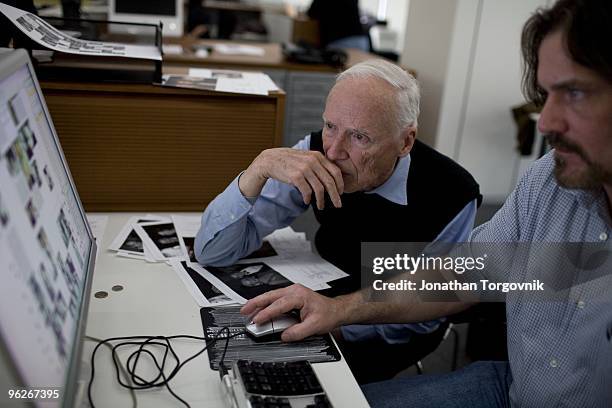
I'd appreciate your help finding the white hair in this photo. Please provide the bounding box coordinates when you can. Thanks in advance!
[336,59,420,129]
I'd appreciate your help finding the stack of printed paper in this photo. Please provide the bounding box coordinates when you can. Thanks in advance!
[162,68,279,96]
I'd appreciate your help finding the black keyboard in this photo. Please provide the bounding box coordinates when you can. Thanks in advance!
[248,395,331,408]
[231,360,332,408]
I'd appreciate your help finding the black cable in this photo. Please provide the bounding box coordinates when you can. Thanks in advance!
[88,328,246,408]
[85,336,137,408]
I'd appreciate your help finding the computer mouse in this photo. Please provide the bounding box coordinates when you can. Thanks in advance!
[245,314,300,338]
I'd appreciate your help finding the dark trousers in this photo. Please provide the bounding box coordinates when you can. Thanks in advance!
[336,322,449,385]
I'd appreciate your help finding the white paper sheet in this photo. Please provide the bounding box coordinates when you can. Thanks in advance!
[162,44,183,55]
[236,227,311,264]
[234,227,346,289]
[171,215,201,261]
[267,252,348,288]
[116,250,156,262]
[186,68,279,95]
[171,215,201,238]
[0,3,162,61]
[213,44,265,56]
[187,262,247,304]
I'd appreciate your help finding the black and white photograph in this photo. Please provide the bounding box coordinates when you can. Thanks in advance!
[137,221,182,259]
[108,215,167,257]
[119,230,144,253]
[181,236,197,262]
[162,75,217,91]
[211,70,243,79]
[180,261,234,305]
[205,262,292,300]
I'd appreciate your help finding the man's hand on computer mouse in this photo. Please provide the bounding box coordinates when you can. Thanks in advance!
[238,148,344,210]
[241,284,349,342]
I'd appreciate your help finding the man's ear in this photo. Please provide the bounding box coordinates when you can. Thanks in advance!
[398,126,417,157]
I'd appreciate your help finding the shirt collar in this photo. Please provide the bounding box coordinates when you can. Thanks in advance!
[564,185,610,219]
[364,154,410,205]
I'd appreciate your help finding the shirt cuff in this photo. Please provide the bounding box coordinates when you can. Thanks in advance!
[237,170,259,205]
[206,173,254,234]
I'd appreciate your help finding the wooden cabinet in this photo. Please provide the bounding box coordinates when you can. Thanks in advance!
[41,81,285,211]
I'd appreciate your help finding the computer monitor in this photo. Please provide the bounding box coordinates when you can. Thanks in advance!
[0,48,96,408]
[108,0,184,37]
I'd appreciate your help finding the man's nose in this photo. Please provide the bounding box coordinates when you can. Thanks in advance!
[326,134,350,161]
[537,95,568,136]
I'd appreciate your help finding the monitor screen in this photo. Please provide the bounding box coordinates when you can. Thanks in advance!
[0,49,95,407]
[109,0,184,37]
[115,0,176,17]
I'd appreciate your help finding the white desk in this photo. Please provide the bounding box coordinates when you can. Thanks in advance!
[79,213,369,407]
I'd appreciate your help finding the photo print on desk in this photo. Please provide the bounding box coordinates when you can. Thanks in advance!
[175,225,278,264]
[180,236,197,263]
[120,230,144,253]
[170,260,236,307]
[171,214,202,263]
[108,215,167,260]
[162,75,217,91]
[205,262,292,301]
[135,221,182,261]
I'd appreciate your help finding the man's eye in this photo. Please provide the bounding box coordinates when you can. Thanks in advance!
[352,133,370,145]
[325,122,334,130]
[567,88,585,101]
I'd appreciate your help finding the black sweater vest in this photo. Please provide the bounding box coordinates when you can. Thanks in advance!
[309,130,482,295]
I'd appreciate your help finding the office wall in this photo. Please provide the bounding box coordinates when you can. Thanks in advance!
[403,0,548,203]
[400,0,459,148]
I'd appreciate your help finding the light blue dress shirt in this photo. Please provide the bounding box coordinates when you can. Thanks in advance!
[469,151,612,407]
[195,135,478,342]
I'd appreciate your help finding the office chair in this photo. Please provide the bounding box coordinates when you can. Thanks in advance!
[414,303,508,375]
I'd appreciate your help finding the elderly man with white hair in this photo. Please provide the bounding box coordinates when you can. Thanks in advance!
[194,59,482,383]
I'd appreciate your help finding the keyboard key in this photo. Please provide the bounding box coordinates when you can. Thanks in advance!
[237,360,327,397]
